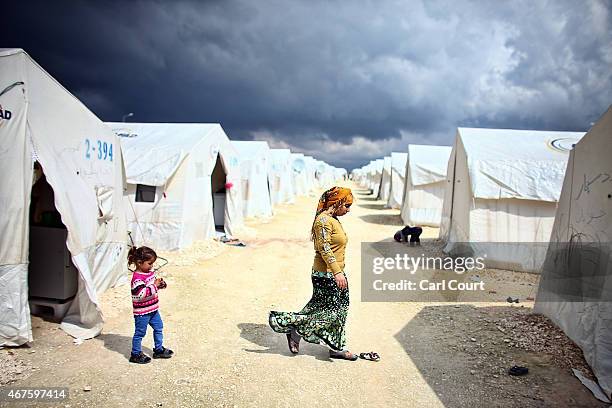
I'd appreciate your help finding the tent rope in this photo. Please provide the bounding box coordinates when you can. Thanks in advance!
[127,193,148,247]
[0,81,25,98]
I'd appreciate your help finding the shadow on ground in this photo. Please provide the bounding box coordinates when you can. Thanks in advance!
[395,305,606,408]
[97,333,153,359]
[357,203,387,210]
[356,196,378,201]
[359,214,404,226]
[238,323,333,362]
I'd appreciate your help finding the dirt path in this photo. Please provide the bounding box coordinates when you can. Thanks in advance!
[1,182,604,407]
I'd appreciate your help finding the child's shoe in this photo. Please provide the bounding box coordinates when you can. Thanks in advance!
[129,352,151,364]
[153,347,174,359]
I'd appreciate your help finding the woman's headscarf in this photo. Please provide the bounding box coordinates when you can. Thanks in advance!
[311,186,353,240]
[316,186,353,214]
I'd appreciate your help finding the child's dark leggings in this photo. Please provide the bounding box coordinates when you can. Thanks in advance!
[401,226,423,243]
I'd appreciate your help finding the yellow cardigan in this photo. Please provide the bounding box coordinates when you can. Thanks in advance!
[312,213,347,275]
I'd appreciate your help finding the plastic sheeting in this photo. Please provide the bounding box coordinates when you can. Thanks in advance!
[407,145,452,186]
[291,153,309,196]
[377,156,392,201]
[370,159,384,197]
[535,106,612,399]
[439,127,585,272]
[269,149,296,205]
[0,265,31,345]
[353,165,372,189]
[303,156,318,192]
[400,145,452,227]
[319,161,338,188]
[334,168,348,181]
[107,122,244,250]
[0,49,127,345]
[233,141,274,218]
[386,152,408,209]
[459,128,584,201]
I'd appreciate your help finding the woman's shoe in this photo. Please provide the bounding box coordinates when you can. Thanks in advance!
[329,350,358,361]
[359,352,381,361]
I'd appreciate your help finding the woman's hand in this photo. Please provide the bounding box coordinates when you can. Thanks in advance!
[334,273,347,289]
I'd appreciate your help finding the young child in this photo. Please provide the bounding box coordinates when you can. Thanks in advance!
[128,246,174,364]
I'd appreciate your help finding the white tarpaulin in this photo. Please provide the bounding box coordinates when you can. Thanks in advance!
[233,141,274,218]
[107,122,243,250]
[291,153,309,196]
[334,168,348,181]
[407,145,450,186]
[303,156,318,192]
[315,160,335,189]
[386,152,408,209]
[370,159,384,197]
[354,165,371,189]
[459,128,584,201]
[439,127,585,272]
[0,49,127,345]
[535,106,612,399]
[269,148,296,205]
[400,145,452,226]
[377,156,392,202]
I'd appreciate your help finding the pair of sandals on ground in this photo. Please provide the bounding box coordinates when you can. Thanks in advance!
[286,329,380,362]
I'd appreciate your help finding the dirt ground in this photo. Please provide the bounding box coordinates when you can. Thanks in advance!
[0,182,606,407]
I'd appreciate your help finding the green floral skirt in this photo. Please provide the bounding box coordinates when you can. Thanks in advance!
[269,270,349,351]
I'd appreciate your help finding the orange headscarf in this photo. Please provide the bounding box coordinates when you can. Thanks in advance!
[316,186,354,213]
[311,187,353,240]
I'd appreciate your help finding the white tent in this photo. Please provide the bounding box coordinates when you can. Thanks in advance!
[303,156,318,192]
[400,145,452,226]
[535,106,612,399]
[355,164,371,189]
[313,159,325,189]
[269,148,296,205]
[315,160,335,189]
[365,161,375,191]
[386,152,408,209]
[0,49,127,345]
[370,159,384,197]
[313,158,324,189]
[377,156,392,201]
[107,122,244,250]
[233,141,274,218]
[291,153,309,196]
[439,127,584,272]
[355,168,366,184]
[334,168,348,181]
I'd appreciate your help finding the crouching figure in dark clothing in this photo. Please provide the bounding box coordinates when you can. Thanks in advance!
[394,225,422,245]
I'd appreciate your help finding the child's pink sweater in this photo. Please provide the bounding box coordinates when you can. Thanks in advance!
[131,271,159,315]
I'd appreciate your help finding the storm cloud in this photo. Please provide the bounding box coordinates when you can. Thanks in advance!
[3,0,611,169]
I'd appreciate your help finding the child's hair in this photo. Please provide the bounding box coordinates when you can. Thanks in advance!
[127,246,157,269]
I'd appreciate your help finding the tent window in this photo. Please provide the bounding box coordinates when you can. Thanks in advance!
[135,184,156,202]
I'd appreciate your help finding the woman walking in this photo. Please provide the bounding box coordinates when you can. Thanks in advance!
[269,186,357,360]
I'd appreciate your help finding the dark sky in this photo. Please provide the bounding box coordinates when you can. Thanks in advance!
[3,0,611,170]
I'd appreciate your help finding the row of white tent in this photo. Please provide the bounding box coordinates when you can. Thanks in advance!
[352,107,612,398]
[352,127,586,273]
[352,145,453,228]
[0,49,347,346]
[109,123,346,251]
